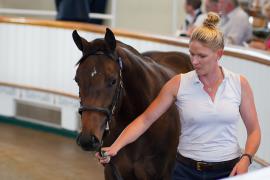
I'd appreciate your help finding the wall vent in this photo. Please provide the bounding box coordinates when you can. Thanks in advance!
[15,100,61,126]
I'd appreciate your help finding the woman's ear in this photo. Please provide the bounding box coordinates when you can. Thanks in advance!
[216,49,224,60]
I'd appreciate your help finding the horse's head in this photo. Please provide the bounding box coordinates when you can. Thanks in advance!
[73,28,123,151]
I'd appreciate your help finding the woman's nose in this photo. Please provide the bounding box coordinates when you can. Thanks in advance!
[191,57,200,66]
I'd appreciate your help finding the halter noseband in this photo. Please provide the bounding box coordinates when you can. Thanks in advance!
[78,52,123,127]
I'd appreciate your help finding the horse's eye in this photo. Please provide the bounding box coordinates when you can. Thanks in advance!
[108,79,117,87]
[74,77,77,82]
[74,77,79,84]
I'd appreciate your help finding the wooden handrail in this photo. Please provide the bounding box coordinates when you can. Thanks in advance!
[253,156,270,167]
[0,16,269,66]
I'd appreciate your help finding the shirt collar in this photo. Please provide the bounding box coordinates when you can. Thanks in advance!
[193,66,229,84]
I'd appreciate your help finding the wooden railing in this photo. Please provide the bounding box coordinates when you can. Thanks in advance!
[0,16,269,65]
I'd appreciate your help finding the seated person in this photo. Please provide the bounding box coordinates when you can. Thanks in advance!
[249,36,270,51]
[187,0,219,35]
[249,2,270,51]
[178,0,202,36]
[218,0,253,46]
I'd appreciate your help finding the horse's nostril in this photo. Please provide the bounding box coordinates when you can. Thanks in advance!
[76,133,82,146]
[91,136,97,142]
[77,134,100,151]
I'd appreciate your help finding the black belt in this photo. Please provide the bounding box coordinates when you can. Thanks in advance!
[176,153,240,172]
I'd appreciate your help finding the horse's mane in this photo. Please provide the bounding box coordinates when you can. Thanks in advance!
[116,41,141,56]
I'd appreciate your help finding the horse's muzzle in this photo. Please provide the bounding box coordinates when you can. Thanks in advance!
[76,133,101,151]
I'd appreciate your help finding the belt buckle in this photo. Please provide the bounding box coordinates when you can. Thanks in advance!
[196,161,207,171]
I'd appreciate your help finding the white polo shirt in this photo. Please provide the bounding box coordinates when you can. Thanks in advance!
[175,67,242,162]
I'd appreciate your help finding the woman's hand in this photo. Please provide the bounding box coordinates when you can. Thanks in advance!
[101,146,118,157]
[95,151,111,165]
[95,146,119,165]
[229,157,250,176]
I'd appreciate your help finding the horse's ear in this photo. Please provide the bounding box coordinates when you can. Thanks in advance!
[104,28,116,51]
[72,30,88,52]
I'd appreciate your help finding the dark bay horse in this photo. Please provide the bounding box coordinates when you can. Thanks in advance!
[73,28,193,180]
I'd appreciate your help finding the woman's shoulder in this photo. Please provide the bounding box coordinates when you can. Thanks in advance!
[169,70,194,86]
[222,67,243,96]
[180,70,196,79]
[176,70,196,88]
[222,67,240,79]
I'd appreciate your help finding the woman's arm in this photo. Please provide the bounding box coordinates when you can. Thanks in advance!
[230,75,261,176]
[101,75,181,157]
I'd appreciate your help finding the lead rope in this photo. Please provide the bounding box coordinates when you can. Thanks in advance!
[98,146,123,180]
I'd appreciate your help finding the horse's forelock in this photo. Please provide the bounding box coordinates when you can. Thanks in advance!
[76,37,142,67]
[76,39,118,65]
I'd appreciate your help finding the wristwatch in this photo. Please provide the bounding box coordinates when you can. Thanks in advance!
[241,153,253,164]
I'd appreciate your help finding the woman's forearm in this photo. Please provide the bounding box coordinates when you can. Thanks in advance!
[111,115,153,153]
[244,128,261,156]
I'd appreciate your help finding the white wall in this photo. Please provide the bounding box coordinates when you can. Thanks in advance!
[0,0,53,9]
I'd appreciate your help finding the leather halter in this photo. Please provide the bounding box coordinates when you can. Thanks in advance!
[78,52,123,128]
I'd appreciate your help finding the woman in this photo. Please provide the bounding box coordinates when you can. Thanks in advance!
[97,12,261,179]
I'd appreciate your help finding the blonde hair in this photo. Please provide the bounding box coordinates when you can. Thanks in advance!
[190,12,224,50]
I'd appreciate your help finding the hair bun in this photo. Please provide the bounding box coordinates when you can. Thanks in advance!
[203,12,220,29]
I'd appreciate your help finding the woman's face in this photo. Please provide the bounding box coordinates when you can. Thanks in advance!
[189,40,222,76]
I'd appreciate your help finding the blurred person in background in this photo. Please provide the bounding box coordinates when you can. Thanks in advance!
[55,0,92,23]
[249,1,270,51]
[178,0,202,37]
[89,0,108,24]
[218,0,253,46]
[194,0,219,25]
[186,0,219,36]
[55,0,107,24]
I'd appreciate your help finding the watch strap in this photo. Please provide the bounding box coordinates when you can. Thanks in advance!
[241,153,253,164]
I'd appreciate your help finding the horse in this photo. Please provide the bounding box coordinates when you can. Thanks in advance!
[73,28,193,180]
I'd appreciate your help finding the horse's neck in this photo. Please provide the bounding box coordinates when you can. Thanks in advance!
[117,46,170,122]
[106,46,171,143]
[122,47,164,90]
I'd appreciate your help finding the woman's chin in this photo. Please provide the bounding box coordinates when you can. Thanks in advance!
[195,69,207,76]
[195,69,202,74]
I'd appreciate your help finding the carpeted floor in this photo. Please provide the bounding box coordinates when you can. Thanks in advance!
[0,122,104,180]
